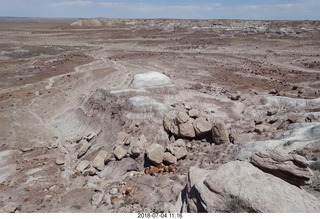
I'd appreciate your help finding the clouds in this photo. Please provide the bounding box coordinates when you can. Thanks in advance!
[51,0,94,7]
[97,1,222,11]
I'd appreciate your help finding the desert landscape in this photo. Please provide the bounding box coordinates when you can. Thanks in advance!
[0,17,320,213]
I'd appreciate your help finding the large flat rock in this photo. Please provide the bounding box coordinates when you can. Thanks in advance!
[192,161,320,212]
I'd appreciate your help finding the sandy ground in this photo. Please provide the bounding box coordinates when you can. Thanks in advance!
[0,18,319,212]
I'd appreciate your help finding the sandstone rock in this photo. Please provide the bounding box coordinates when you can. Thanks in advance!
[188,108,200,118]
[146,143,165,165]
[117,132,130,145]
[113,145,127,160]
[193,117,212,136]
[178,120,196,138]
[163,152,177,164]
[191,161,320,212]
[92,150,108,171]
[212,120,229,144]
[250,150,314,186]
[167,139,188,160]
[76,160,91,173]
[163,115,179,136]
[176,111,190,124]
[77,142,92,159]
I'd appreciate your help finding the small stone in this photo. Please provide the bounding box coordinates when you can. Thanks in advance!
[229,93,241,101]
[254,125,269,134]
[21,147,34,152]
[109,187,118,195]
[269,89,278,95]
[86,132,96,142]
[55,157,65,165]
[82,167,97,176]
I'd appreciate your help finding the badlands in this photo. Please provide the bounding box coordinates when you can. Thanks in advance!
[0,17,320,213]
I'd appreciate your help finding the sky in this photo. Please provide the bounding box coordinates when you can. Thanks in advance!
[0,0,319,20]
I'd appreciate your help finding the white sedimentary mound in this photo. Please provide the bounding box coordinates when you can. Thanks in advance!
[131,71,173,88]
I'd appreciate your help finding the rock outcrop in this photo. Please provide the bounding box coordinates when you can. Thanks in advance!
[164,110,215,139]
[187,161,320,212]
[250,150,314,186]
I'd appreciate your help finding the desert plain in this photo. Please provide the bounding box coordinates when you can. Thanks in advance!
[0,17,320,212]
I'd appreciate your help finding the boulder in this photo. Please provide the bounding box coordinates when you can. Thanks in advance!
[212,120,229,144]
[250,150,314,186]
[193,117,212,136]
[113,145,127,160]
[191,161,320,212]
[92,150,108,171]
[188,108,200,118]
[146,143,165,165]
[178,120,196,138]
[176,111,190,124]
